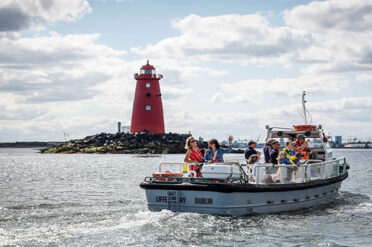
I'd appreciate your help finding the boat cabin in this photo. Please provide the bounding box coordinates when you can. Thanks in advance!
[265,124,332,162]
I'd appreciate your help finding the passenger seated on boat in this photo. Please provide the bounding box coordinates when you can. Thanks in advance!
[283,141,295,157]
[244,140,258,160]
[265,140,280,175]
[184,136,204,163]
[278,151,290,164]
[275,151,294,182]
[247,153,260,164]
[261,172,280,183]
[184,136,204,176]
[283,141,300,165]
[246,154,261,181]
[204,136,233,163]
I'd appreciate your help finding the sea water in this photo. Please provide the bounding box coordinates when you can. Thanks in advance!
[0,148,371,246]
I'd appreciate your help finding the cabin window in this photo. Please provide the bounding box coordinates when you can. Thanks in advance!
[146,82,150,88]
[146,105,151,110]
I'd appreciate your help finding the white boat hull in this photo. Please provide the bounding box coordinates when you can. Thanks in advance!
[141,174,346,216]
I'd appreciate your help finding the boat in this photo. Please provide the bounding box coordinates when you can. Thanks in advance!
[139,92,349,216]
[344,140,372,148]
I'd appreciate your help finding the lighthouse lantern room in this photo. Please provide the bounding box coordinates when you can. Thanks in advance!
[130,61,165,134]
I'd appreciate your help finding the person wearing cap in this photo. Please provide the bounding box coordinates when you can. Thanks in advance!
[244,140,258,160]
[269,140,281,164]
[263,138,274,163]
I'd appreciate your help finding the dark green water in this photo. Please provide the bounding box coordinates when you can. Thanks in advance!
[0,148,371,246]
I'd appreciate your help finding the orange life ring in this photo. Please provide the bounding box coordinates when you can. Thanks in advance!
[152,173,183,181]
[293,125,317,131]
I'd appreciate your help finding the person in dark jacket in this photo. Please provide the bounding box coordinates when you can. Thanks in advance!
[269,141,280,164]
[263,138,274,163]
[244,140,258,160]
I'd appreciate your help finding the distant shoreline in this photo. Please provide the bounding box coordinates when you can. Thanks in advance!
[0,142,64,148]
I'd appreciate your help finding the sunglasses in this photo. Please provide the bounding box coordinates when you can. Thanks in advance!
[190,140,196,143]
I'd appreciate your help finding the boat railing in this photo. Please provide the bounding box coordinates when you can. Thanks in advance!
[155,157,346,184]
[250,157,346,184]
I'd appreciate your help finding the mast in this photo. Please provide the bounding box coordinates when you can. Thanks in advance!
[302,91,308,125]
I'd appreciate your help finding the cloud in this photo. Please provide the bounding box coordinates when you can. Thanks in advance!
[0,115,121,141]
[210,92,224,103]
[131,14,312,65]
[304,96,372,137]
[131,3,372,75]
[217,74,349,103]
[157,62,227,85]
[162,86,194,100]
[0,6,29,32]
[166,109,263,139]
[0,32,126,103]
[282,0,372,73]
[0,0,91,32]
[284,0,372,32]
[0,32,123,65]
[0,101,48,120]
[356,73,372,83]
[310,96,372,112]
[0,71,109,103]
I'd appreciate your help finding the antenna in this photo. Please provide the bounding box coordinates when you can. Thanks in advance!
[302,91,308,124]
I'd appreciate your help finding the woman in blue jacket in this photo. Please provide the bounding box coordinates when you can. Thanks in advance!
[204,136,233,163]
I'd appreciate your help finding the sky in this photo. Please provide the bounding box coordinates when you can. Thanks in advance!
[1,0,372,143]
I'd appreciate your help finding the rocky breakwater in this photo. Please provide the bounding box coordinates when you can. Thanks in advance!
[41,132,208,154]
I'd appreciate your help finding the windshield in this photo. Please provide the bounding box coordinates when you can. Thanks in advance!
[307,138,324,149]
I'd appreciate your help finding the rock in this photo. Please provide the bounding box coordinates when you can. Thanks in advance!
[41,132,198,154]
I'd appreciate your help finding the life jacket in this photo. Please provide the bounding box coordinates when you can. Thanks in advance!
[279,157,290,164]
[188,147,203,176]
[289,155,299,164]
[283,148,296,162]
[283,147,290,157]
[301,151,308,159]
[283,148,300,164]
[283,148,296,158]
[189,147,203,162]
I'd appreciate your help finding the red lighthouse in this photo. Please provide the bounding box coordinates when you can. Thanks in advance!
[130,61,165,133]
